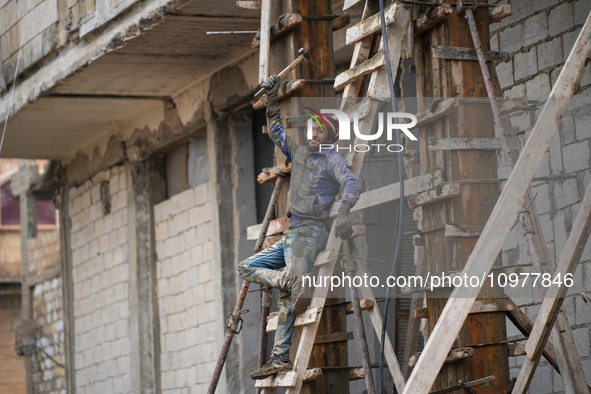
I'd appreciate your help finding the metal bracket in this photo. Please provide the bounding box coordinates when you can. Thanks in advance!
[227,309,249,334]
[456,0,478,15]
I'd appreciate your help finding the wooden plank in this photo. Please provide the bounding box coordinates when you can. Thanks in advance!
[432,46,511,62]
[509,342,526,357]
[402,15,591,394]
[253,79,306,109]
[334,52,386,92]
[444,224,484,237]
[258,0,272,84]
[415,299,513,317]
[314,331,354,344]
[312,249,334,268]
[414,4,453,36]
[489,4,512,24]
[302,368,323,383]
[414,98,460,127]
[499,97,529,115]
[247,216,290,241]
[256,371,297,388]
[514,179,591,393]
[343,96,372,121]
[252,14,303,48]
[346,298,374,314]
[349,367,365,381]
[408,347,474,368]
[333,14,351,31]
[343,0,364,11]
[406,183,460,210]
[266,307,322,332]
[237,1,262,9]
[428,137,520,151]
[345,2,401,45]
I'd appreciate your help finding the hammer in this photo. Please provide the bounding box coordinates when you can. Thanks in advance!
[254,48,310,100]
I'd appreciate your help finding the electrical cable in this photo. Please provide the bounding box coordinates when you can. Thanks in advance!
[0,0,32,156]
[377,0,406,393]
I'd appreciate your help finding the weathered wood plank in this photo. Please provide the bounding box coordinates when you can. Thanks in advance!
[334,52,386,92]
[428,137,520,151]
[266,307,322,332]
[252,14,303,48]
[314,331,354,344]
[333,14,351,31]
[414,98,460,127]
[253,79,306,109]
[432,46,511,62]
[312,249,334,268]
[444,224,484,237]
[414,4,453,36]
[409,347,474,368]
[236,1,261,9]
[406,183,460,210]
[258,0,271,84]
[415,299,513,317]
[489,4,512,24]
[402,14,591,394]
[509,342,526,357]
[349,367,365,381]
[346,298,374,314]
[255,368,323,388]
[345,2,401,45]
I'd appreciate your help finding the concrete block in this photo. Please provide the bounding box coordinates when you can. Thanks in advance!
[561,116,576,145]
[495,59,513,89]
[549,2,574,37]
[523,13,549,48]
[573,327,590,357]
[563,141,590,173]
[499,23,524,53]
[531,183,551,214]
[554,209,568,263]
[575,114,591,142]
[575,295,591,325]
[566,264,584,296]
[509,111,532,132]
[534,0,559,12]
[535,152,551,177]
[555,178,579,209]
[202,241,213,261]
[503,83,526,99]
[538,37,563,70]
[526,73,551,101]
[515,47,538,81]
[508,0,534,24]
[194,183,209,206]
[574,0,591,22]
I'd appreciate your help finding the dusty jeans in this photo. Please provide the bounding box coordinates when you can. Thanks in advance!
[237,224,329,360]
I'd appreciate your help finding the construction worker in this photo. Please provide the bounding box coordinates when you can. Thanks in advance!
[237,75,362,380]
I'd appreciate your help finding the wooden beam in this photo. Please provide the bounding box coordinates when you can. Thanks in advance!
[266,307,322,332]
[247,216,290,241]
[428,138,520,151]
[252,14,303,48]
[402,15,591,394]
[414,98,460,127]
[333,14,351,31]
[334,52,386,92]
[414,4,453,36]
[343,0,363,11]
[508,342,526,357]
[348,367,365,381]
[444,224,484,237]
[514,179,591,393]
[253,79,306,109]
[489,4,512,24]
[432,46,511,62]
[408,347,474,368]
[237,1,262,9]
[314,331,354,344]
[256,163,291,184]
[406,183,460,210]
[255,368,323,388]
[346,298,374,314]
[345,2,401,45]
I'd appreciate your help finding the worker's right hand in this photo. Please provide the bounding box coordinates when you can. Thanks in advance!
[264,75,281,123]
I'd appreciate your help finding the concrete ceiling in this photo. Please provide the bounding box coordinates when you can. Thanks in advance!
[0,0,260,160]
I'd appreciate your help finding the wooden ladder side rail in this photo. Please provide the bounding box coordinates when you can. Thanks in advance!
[512,180,591,394]
[401,15,591,394]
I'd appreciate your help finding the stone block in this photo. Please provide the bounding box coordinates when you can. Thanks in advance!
[530,364,554,393]
[554,209,568,263]
[496,59,513,89]
[561,116,576,145]
[534,0,559,13]
[555,179,578,210]
[535,152,551,177]
[575,295,591,325]
[499,23,524,53]
[526,73,551,101]
[194,183,209,206]
[563,141,590,173]
[531,183,551,214]
[523,13,549,48]
[549,2,574,36]
[537,37,562,70]
[503,83,526,99]
[508,0,534,24]
[574,0,591,22]
[575,114,591,142]
[573,327,590,357]
[202,241,214,261]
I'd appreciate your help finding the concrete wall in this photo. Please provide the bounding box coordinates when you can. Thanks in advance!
[491,1,591,391]
[28,231,60,276]
[69,165,133,393]
[154,183,217,393]
[32,277,66,394]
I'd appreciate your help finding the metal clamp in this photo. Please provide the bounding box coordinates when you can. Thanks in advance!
[227,309,249,334]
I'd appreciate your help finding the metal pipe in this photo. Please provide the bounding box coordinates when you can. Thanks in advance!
[343,240,376,394]
[256,287,272,394]
[207,177,285,394]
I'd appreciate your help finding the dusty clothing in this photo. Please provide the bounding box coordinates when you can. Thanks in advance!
[237,225,329,360]
[268,121,362,228]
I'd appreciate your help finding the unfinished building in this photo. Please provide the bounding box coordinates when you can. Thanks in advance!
[0,0,590,393]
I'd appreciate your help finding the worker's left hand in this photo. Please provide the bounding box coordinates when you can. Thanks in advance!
[335,209,354,239]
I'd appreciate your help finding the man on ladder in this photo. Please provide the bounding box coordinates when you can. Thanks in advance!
[238,75,362,380]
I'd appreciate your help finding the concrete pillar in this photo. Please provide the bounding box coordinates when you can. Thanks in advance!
[126,159,166,394]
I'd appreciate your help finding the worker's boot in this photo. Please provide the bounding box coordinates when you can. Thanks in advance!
[250,356,293,380]
[291,275,313,316]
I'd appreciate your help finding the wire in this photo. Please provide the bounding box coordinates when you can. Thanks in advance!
[377,0,407,393]
[0,0,32,156]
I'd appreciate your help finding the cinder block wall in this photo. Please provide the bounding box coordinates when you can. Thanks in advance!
[154,183,217,393]
[32,277,66,394]
[68,165,133,393]
[491,0,591,391]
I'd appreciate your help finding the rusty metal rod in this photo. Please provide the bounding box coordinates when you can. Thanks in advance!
[207,177,285,394]
[256,287,272,394]
[343,240,376,394]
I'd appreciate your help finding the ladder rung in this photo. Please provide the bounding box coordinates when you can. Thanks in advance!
[428,137,521,151]
[266,306,322,332]
[432,45,511,62]
[346,2,402,45]
[407,183,460,210]
[255,367,323,388]
[444,224,484,238]
[334,52,386,92]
